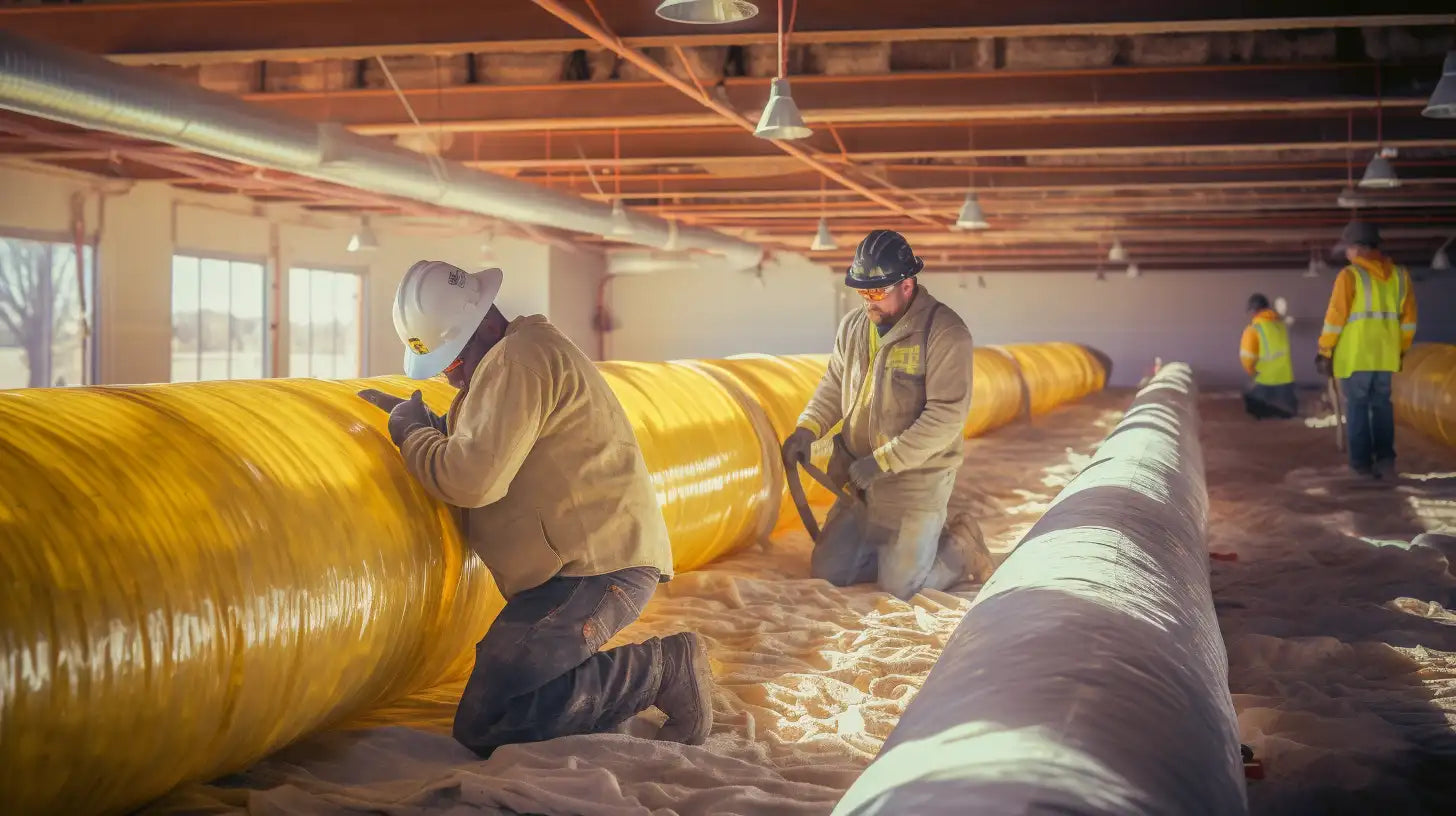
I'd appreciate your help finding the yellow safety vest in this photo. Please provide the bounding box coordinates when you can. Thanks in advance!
[1334,263,1407,379]
[1251,317,1293,386]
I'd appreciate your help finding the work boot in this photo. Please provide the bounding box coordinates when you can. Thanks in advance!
[1373,458,1397,481]
[941,512,995,585]
[653,632,713,745]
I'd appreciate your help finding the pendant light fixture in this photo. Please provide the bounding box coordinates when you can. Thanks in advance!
[1360,65,1401,189]
[655,0,759,25]
[954,126,990,230]
[1422,51,1456,119]
[347,216,378,253]
[1107,238,1127,263]
[810,216,837,251]
[1433,237,1453,271]
[754,1,811,140]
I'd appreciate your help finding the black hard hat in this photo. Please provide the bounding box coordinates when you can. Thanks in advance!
[1333,220,1381,254]
[1247,293,1270,312]
[845,229,923,289]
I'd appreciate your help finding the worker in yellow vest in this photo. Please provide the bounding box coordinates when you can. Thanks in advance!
[1316,221,1418,479]
[1240,293,1297,419]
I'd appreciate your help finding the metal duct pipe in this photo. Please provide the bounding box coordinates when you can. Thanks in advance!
[0,32,765,270]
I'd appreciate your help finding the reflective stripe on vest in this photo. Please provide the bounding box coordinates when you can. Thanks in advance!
[1252,318,1294,386]
[1334,263,1405,378]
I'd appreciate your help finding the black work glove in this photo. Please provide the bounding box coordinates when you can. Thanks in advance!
[781,427,816,469]
[387,390,434,446]
[358,388,447,434]
[848,456,887,491]
[1314,355,1333,378]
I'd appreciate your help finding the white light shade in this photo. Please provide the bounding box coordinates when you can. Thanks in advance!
[754,78,812,141]
[662,219,681,251]
[810,216,837,251]
[955,192,990,230]
[1423,51,1456,119]
[1126,263,1140,279]
[347,219,378,253]
[1434,240,1453,271]
[1336,187,1364,209]
[655,0,758,24]
[610,200,634,236]
[1358,154,1401,189]
[1305,250,1328,278]
[1107,239,1127,263]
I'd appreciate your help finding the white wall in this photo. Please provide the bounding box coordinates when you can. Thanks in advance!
[607,253,841,362]
[546,244,604,360]
[0,163,594,386]
[608,261,1456,387]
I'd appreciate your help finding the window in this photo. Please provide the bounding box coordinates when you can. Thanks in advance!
[171,254,267,382]
[288,267,363,379]
[0,235,93,389]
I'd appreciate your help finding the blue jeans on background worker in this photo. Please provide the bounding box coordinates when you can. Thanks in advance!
[1342,371,1396,474]
[811,470,961,600]
[453,566,661,756]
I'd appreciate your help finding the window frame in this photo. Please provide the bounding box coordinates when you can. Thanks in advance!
[286,263,369,380]
[170,249,271,383]
[0,227,98,388]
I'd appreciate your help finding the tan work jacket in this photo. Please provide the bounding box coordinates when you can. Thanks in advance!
[797,286,975,483]
[401,315,675,598]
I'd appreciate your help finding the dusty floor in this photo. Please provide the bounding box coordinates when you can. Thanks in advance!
[1202,390,1456,815]
[147,388,1456,815]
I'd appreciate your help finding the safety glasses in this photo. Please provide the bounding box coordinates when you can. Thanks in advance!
[857,286,893,302]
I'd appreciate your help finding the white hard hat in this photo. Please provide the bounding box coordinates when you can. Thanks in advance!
[392,260,503,379]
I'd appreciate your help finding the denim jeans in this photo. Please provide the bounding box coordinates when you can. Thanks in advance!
[1243,383,1298,419]
[1341,371,1395,472]
[810,470,959,600]
[453,566,661,756]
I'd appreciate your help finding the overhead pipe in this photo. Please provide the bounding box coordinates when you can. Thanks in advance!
[0,31,765,271]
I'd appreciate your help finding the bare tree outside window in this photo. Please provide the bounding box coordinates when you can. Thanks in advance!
[171,254,267,382]
[0,236,92,389]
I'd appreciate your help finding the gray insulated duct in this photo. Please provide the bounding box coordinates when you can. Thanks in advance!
[0,32,765,271]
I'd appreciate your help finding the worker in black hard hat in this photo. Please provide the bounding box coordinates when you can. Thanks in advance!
[781,230,990,599]
[1239,293,1298,419]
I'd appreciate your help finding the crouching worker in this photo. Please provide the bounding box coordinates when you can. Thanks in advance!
[1240,293,1298,419]
[782,230,989,601]
[357,261,712,756]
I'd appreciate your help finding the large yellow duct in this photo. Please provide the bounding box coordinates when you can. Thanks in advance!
[1394,342,1456,447]
[0,344,1103,816]
[1003,342,1107,416]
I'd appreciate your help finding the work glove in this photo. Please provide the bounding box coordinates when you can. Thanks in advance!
[387,390,434,447]
[359,388,448,435]
[781,427,816,469]
[1314,355,1333,378]
[848,456,887,492]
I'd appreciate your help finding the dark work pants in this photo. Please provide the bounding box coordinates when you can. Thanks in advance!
[1243,383,1298,419]
[453,566,662,756]
[1342,371,1396,472]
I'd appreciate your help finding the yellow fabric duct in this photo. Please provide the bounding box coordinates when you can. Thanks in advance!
[1001,343,1106,416]
[0,343,1103,816]
[966,348,1026,438]
[1394,342,1456,447]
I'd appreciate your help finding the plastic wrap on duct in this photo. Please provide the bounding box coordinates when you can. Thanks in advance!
[1003,342,1106,416]
[0,344,1104,816]
[1394,342,1456,447]
[597,361,776,571]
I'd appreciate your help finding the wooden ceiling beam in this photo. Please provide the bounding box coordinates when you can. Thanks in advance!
[3,0,1447,64]
[236,64,1439,136]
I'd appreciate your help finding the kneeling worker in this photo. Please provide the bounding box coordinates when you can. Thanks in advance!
[782,230,982,600]
[358,261,712,755]
[1239,293,1298,419]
